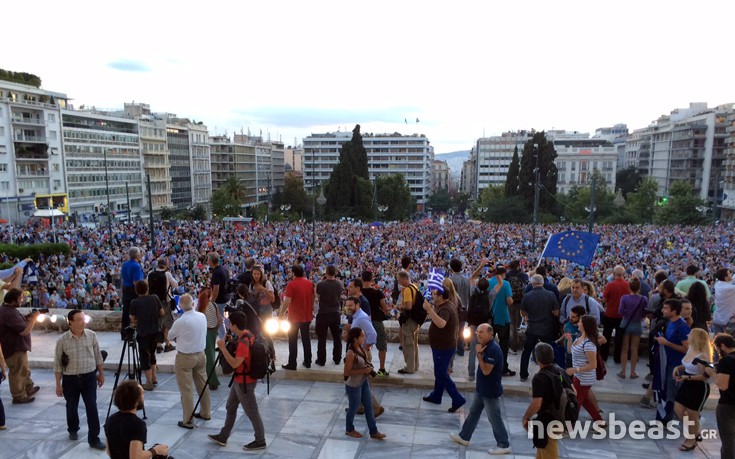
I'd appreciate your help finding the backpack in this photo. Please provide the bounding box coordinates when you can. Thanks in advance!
[406,284,428,325]
[539,365,579,425]
[508,274,526,303]
[467,289,493,326]
[220,331,271,380]
[561,294,590,321]
[147,270,168,303]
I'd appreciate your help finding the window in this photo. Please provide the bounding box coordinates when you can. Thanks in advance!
[0,126,4,136]
[48,113,56,122]
[0,145,5,153]
[49,130,57,140]
[0,181,8,191]
[52,164,60,172]
[0,164,5,172]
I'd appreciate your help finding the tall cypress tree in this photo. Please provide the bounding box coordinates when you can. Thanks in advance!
[504,146,521,197]
[325,124,373,218]
[518,132,558,211]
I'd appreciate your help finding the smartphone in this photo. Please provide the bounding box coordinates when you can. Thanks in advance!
[692,357,715,369]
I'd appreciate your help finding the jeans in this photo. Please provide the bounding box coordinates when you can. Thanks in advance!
[572,378,602,421]
[426,348,466,407]
[520,333,554,379]
[216,302,229,339]
[716,403,735,459]
[315,312,342,364]
[219,382,265,443]
[288,321,312,366]
[601,316,623,362]
[205,328,221,388]
[468,326,478,378]
[458,394,509,447]
[62,372,101,443]
[401,318,420,373]
[494,323,511,371]
[509,302,522,351]
[345,380,378,435]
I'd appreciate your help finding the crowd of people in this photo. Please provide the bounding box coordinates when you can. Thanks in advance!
[1,218,735,457]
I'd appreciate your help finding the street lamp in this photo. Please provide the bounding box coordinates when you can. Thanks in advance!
[532,143,540,251]
[377,204,388,214]
[280,203,291,221]
[312,190,326,249]
[477,206,488,220]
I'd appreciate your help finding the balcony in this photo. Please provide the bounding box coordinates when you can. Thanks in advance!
[11,115,45,126]
[14,143,49,160]
[14,134,47,143]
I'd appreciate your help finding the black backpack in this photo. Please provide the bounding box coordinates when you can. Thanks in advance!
[508,274,526,303]
[539,365,579,425]
[147,270,168,303]
[406,284,428,325]
[220,331,270,380]
[467,289,493,326]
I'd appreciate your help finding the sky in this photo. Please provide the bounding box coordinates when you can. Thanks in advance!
[5,0,734,154]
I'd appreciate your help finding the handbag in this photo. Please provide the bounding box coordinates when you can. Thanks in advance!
[596,347,607,380]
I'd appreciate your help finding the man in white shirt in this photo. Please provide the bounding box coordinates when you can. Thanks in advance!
[714,268,735,334]
[168,294,211,429]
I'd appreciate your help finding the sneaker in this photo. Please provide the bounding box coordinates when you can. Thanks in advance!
[450,433,469,446]
[164,344,176,352]
[69,431,79,441]
[243,440,266,451]
[0,425,6,430]
[397,368,414,375]
[89,439,106,450]
[468,375,475,382]
[377,369,389,377]
[281,364,297,370]
[208,434,227,446]
[489,447,511,455]
[503,370,516,377]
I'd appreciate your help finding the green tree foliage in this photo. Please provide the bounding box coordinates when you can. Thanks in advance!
[221,176,246,202]
[324,124,373,219]
[654,180,708,225]
[475,185,530,223]
[452,192,470,215]
[504,146,521,197]
[190,204,208,221]
[376,175,415,220]
[558,173,617,223]
[280,174,312,216]
[160,208,175,220]
[616,166,641,198]
[622,177,658,223]
[0,243,70,261]
[518,132,558,212]
[0,69,42,88]
[210,188,242,218]
[426,189,452,212]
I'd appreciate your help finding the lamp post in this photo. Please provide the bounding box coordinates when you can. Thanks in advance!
[103,149,113,251]
[713,178,724,228]
[312,190,326,249]
[280,204,291,221]
[377,204,388,215]
[532,143,540,251]
[586,174,597,233]
[477,206,488,220]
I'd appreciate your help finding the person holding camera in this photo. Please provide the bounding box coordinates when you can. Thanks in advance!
[705,333,735,459]
[343,327,386,440]
[167,294,211,429]
[672,328,712,451]
[121,247,145,341]
[129,280,164,391]
[104,380,170,459]
[208,311,266,451]
[54,309,106,449]
[0,288,40,404]
[343,296,383,416]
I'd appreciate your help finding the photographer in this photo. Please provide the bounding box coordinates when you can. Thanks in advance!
[0,288,40,404]
[207,311,266,451]
[147,258,179,353]
[54,309,105,450]
[104,380,170,459]
[129,280,164,391]
[343,327,386,440]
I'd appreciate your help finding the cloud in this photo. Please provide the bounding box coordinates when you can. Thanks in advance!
[107,59,151,72]
[234,106,419,128]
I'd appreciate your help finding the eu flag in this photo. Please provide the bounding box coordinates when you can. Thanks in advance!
[540,230,600,267]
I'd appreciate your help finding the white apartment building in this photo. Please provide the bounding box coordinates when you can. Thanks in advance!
[627,102,732,202]
[555,146,618,195]
[302,131,434,205]
[0,80,68,223]
[189,123,212,213]
[721,111,735,220]
[432,160,449,193]
[61,109,145,220]
[471,131,531,196]
[234,134,285,206]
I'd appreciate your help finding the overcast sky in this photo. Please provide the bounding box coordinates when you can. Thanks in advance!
[5,0,733,153]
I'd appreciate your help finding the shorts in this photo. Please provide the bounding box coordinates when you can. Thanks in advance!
[137,334,158,371]
[373,320,387,352]
[623,319,643,336]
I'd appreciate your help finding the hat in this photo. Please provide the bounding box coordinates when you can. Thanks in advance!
[427,269,445,294]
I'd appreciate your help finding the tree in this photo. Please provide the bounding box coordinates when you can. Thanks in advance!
[281,174,312,216]
[451,192,470,215]
[616,166,641,198]
[475,185,530,223]
[376,175,415,221]
[426,189,452,212]
[221,176,246,202]
[558,172,617,224]
[190,204,207,221]
[324,124,373,219]
[518,132,558,212]
[504,146,521,197]
[210,188,242,218]
[654,180,708,225]
[623,177,658,223]
[160,207,175,220]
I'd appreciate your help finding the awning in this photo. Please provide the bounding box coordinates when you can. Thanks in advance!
[33,209,65,217]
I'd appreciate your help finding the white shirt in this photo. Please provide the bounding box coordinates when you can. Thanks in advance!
[714,280,735,325]
[168,309,207,353]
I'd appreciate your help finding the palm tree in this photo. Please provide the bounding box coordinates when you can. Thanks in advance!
[222,176,245,201]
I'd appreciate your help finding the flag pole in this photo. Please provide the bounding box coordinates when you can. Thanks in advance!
[536,232,552,271]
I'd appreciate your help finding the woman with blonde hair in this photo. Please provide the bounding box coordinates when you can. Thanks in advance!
[673,328,712,451]
[557,277,573,298]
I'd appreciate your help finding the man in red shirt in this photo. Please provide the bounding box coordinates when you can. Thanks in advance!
[279,265,315,370]
[209,311,266,451]
[601,265,631,363]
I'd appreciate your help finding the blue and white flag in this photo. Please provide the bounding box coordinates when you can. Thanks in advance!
[427,268,445,294]
[540,230,600,267]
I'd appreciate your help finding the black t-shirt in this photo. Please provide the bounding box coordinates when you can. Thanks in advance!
[531,366,559,424]
[129,295,162,337]
[211,265,230,304]
[363,287,387,321]
[718,352,735,405]
[104,411,147,459]
[316,279,343,314]
[237,271,253,289]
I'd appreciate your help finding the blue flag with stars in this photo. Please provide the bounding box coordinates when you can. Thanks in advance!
[540,230,600,267]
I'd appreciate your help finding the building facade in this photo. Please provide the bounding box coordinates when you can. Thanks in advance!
[285,145,303,172]
[471,131,531,196]
[188,123,212,214]
[0,81,68,223]
[302,132,434,205]
[432,160,449,193]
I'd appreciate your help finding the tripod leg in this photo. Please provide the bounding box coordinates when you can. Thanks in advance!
[188,352,221,424]
[106,339,128,421]
[130,340,147,420]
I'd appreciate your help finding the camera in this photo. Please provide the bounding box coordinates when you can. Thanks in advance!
[32,308,50,314]
[692,357,715,369]
[123,325,137,342]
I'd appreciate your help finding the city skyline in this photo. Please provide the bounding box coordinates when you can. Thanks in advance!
[4,0,734,153]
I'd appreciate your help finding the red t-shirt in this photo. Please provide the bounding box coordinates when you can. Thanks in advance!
[603,278,631,319]
[285,277,314,323]
[234,333,257,385]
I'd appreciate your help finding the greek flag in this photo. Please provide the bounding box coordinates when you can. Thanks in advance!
[427,268,445,294]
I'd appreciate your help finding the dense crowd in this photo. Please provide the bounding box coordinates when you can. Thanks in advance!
[1,220,733,311]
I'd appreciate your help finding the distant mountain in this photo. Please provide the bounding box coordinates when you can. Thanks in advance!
[436,150,470,178]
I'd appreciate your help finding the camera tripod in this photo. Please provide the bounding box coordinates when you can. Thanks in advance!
[106,332,147,420]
